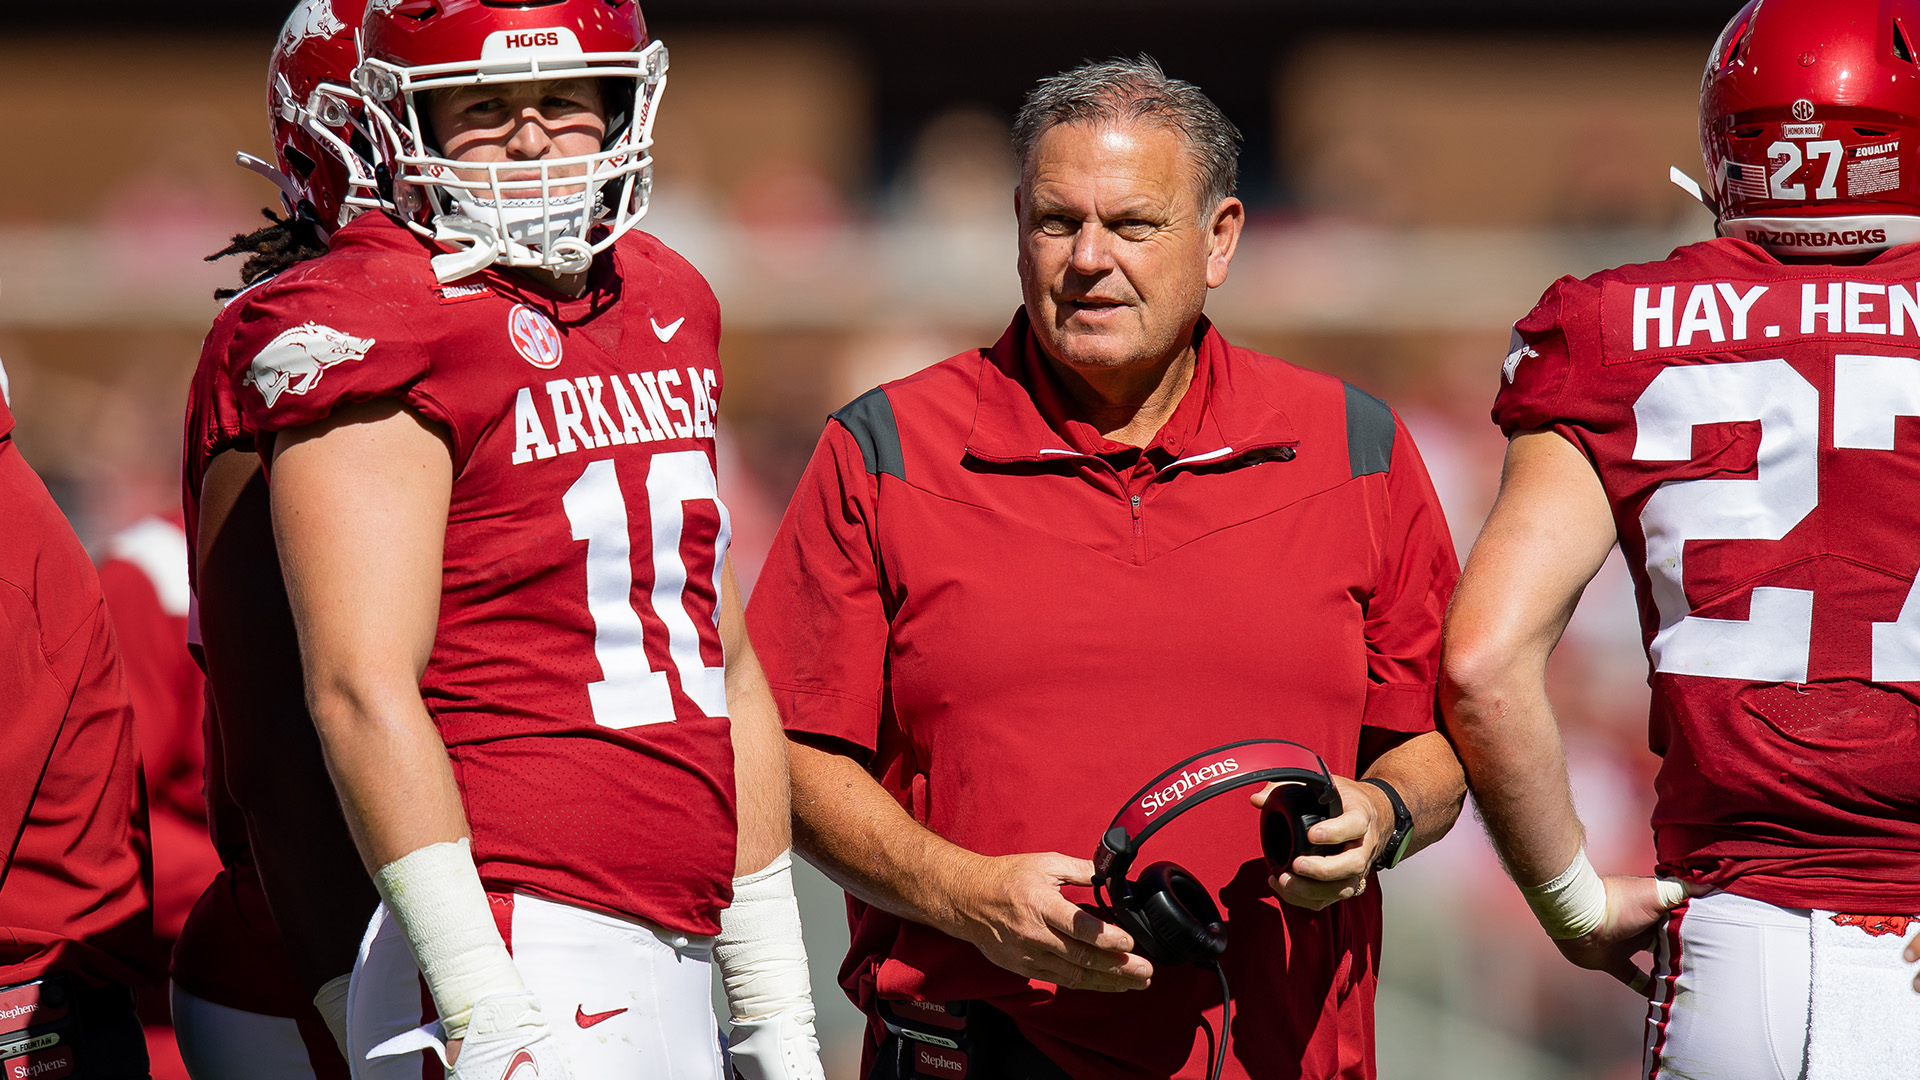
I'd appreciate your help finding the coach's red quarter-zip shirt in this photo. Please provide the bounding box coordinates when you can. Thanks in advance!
[748,311,1459,1080]
[0,392,153,991]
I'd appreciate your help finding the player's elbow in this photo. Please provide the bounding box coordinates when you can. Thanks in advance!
[1438,629,1530,733]
[303,664,427,750]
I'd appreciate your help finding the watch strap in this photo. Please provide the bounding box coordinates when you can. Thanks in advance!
[1360,777,1414,871]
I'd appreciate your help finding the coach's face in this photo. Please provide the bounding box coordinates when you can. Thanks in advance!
[1017,119,1242,374]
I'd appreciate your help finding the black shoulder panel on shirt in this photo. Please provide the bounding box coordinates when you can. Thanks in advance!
[831,387,905,481]
[1344,382,1395,478]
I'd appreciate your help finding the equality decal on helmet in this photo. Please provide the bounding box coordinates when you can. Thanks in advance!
[508,306,564,369]
[244,322,376,408]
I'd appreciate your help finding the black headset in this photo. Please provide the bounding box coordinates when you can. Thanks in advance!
[1090,739,1343,967]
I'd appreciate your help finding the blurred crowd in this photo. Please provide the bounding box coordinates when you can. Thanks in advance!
[0,24,1720,1080]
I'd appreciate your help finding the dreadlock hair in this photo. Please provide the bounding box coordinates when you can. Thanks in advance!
[207,207,330,300]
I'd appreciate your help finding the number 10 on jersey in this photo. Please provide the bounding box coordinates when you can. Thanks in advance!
[561,452,731,727]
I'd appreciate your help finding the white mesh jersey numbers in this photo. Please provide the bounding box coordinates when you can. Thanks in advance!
[1634,353,1920,683]
[561,451,731,727]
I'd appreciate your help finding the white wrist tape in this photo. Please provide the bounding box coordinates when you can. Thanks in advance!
[714,851,815,1022]
[1656,875,1688,908]
[312,973,351,1058]
[1518,847,1609,940]
[372,839,525,1039]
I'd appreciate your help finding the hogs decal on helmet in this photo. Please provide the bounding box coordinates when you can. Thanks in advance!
[354,0,667,282]
[1698,0,1920,256]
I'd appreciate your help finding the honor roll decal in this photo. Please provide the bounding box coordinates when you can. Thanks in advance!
[509,304,565,370]
[244,322,375,408]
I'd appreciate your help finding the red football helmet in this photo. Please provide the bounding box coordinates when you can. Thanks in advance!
[241,0,380,236]
[355,0,667,282]
[1702,0,1920,255]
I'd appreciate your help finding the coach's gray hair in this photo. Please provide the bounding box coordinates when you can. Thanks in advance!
[1012,55,1241,209]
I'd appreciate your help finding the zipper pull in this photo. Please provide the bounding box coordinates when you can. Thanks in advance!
[1130,493,1142,519]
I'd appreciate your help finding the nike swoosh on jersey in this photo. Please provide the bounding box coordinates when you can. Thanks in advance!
[652,316,686,343]
[575,1005,628,1029]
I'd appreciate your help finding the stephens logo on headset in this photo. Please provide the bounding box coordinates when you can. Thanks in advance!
[1138,756,1241,817]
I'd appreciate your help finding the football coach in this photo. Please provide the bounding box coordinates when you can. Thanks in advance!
[747,57,1466,1079]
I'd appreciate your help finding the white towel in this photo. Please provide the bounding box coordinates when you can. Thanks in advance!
[1806,910,1920,1080]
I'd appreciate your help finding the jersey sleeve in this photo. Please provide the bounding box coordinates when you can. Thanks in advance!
[1492,276,1578,436]
[228,275,443,439]
[745,419,889,757]
[1360,416,1461,734]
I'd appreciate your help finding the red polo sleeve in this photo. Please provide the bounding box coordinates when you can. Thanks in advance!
[1360,416,1460,734]
[748,420,890,756]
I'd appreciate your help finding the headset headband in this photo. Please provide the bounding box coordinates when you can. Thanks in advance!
[1092,738,1333,883]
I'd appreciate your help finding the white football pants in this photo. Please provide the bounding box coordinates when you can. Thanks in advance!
[347,891,724,1080]
[172,985,322,1080]
[1644,891,1809,1080]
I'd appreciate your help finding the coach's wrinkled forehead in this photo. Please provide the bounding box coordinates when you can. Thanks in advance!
[1011,55,1242,211]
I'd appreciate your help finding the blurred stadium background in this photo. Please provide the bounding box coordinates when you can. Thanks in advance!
[0,1,1744,1077]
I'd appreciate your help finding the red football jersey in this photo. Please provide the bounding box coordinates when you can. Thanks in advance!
[173,284,332,1022]
[1497,236,1920,910]
[230,213,737,934]
[0,392,153,990]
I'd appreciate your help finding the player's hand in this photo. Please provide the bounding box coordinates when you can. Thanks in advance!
[366,990,572,1080]
[1905,928,1920,993]
[1552,874,1685,994]
[1258,775,1387,912]
[727,1006,825,1080]
[942,851,1152,992]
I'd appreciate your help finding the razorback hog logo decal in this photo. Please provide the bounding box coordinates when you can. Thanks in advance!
[279,0,347,52]
[244,322,375,408]
[1829,913,1918,938]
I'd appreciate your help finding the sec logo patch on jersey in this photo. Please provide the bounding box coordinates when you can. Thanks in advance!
[509,305,564,369]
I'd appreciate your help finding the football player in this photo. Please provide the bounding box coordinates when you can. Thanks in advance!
[1444,1,1920,1077]
[224,1,821,1077]
[171,3,379,1078]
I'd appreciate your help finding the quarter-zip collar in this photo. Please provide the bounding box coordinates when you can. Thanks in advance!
[965,308,1300,471]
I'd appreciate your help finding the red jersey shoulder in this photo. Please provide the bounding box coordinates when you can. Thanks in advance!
[1496,238,1920,434]
[227,219,442,436]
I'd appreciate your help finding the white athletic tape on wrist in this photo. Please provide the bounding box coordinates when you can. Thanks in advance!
[1518,847,1609,940]
[372,839,525,1040]
[1656,875,1688,908]
[312,973,351,1058]
[714,850,815,1022]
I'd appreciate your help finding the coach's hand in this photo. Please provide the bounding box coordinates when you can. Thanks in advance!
[940,851,1152,992]
[1258,775,1386,911]
[1553,874,1685,994]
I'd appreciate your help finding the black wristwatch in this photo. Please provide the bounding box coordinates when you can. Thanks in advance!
[1360,777,1414,871]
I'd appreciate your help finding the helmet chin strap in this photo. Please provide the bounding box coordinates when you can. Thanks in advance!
[1669,165,1722,218]
[235,152,305,214]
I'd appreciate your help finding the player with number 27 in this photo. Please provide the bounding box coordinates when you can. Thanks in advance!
[1443,1,1920,1078]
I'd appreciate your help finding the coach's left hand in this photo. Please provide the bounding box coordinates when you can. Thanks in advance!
[1255,775,1388,911]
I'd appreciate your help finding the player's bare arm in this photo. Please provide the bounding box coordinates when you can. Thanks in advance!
[270,398,464,866]
[196,447,378,997]
[1442,428,1681,988]
[1259,729,1464,911]
[788,738,1153,992]
[720,557,792,876]
[716,559,826,1079]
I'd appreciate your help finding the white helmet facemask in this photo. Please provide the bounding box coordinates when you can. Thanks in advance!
[358,34,666,283]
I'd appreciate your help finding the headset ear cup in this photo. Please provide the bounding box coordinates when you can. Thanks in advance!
[1131,862,1227,967]
[1262,780,1345,872]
